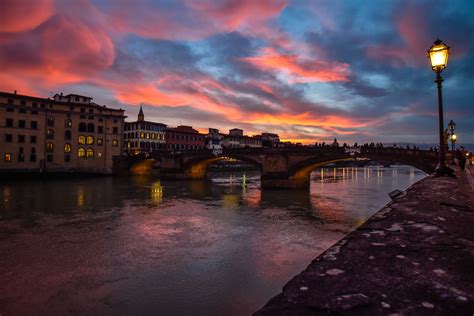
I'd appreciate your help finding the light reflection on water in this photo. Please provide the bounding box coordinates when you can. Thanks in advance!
[0,166,425,315]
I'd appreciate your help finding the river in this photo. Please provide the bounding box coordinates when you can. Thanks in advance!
[0,165,425,315]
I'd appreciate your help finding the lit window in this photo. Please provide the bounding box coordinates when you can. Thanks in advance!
[78,147,86,158]
[97,152,102,158]
[4,153,12,162]
[112,140,119,147]
[47,116,54,127]
[140,132,144,138]
[78,135,86,144]
[86,136,94,145]
[151,133,156,139]
[146,132,150,139]
[46,142,54,152]
[86,148,94,158]
[64,143,71,153]
[47,129,54,139]
[97,139,103,146]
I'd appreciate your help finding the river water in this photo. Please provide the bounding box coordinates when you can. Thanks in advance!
[0,166,425,315]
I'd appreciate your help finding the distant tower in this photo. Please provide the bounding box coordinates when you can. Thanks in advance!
[138,105,145,121]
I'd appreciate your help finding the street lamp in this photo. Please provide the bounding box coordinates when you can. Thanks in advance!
[450,133,457,151]
[448,120,456,134]
[427,39,452,176]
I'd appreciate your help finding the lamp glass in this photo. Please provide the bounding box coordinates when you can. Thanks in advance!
[428,41,450,71]
[451,134,457,141]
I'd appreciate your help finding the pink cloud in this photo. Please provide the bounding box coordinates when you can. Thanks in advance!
[0,0,54,33]
[241,47,350,83]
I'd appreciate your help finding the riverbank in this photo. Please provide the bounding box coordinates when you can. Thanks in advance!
[256,167,474,315]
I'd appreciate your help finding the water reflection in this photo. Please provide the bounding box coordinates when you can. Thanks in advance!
[0,166,426,315]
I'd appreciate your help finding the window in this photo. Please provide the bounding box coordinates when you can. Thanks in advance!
[86,135,94,145]
[151,133,156,139]
[78,135,86,144]
[80,115,86,119]
[64,155,70,162]
[4,153,12,162]
[19,120,26,128]
[65,118,72,128]
[30,135,37,143]
[98,118,103,122]
[31,110,38,115]
[18,147,24,162]
[20,100,26,105]
[97,139,103,146]
[31,121,38,129]
[89,109,94,113]
[47,154,53,162]
[8,98,13,104]
[46,142,54,152]
[75,96,80,102]
[88,116,94,120]
[79,122,86,132]
[69,105,75,110]
[112,139,119,147]
[6,118,13,127]
[86,148,94,158]
[113,119,118,123]
[18,135,25,143]
[113,127,118,134]
[87,123,94,133]
[78,147,86,158]
[5,134,12,142]
[65,130,72,140]
[64,143,71,153]
[80,108,85,113]
[98,126,104,133]
[140,132,144,138]
[32,102,38,108]
[47,129,54,139]
[7,107,14,112]
[40,103,45,108]
[47,116,54,127]
[19,108,27,114]
[30,149,36,162]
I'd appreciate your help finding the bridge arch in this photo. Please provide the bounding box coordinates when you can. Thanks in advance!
[287,149,436,187]
[181,153,263,180]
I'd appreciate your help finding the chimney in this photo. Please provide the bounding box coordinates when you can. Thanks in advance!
[60,92,63,96]
[14,90,17,94]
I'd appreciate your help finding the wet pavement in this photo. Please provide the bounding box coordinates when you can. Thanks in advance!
[256,167,474,315]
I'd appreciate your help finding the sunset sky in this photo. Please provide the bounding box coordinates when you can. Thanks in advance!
[1,0,473,145]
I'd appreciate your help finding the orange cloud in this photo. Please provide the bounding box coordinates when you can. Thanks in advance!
[241,47,350,82]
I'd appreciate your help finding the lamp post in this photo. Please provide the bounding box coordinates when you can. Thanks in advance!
[427,39,453,176]
[448,119,456,151]
[450,133,457,151]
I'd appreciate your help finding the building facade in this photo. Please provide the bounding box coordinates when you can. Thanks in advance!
[205,128,223,150]
[165,125,205,151]
[0,91,125,174]
[124,106,166,154]
[222,128,262,149]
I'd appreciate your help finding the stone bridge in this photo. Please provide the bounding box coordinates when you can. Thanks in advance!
[117,147,440,189]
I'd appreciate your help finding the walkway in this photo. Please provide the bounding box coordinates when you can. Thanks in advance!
[255,167,474,315]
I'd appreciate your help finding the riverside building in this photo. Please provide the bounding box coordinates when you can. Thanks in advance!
[0,91,125,174]
[165,125,205,151]
[124,106,167,154]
